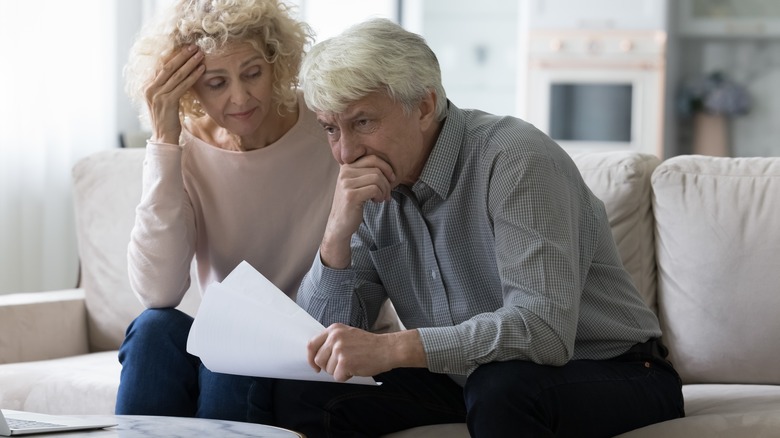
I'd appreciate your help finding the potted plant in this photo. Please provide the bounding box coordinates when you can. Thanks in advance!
[676,71,751,156]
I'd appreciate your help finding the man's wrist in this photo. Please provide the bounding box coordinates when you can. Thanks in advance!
[385,329,427,369]
[319,233,352,269]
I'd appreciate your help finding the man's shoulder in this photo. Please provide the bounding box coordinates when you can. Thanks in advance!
[448,107,581,189]
[453,108,559,168]
[460,106,530,131]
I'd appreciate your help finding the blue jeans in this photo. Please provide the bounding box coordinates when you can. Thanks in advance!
[266,350,684,437]
[115,308,272,422]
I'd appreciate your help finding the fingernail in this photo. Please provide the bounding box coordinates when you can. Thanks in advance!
[188,45,197,52]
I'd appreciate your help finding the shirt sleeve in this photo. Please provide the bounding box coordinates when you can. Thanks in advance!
[419,148,588,376]
[297,227,390,331]
[127,142,197,308]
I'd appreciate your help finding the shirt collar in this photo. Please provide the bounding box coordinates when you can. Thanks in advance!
[412,101,465,202]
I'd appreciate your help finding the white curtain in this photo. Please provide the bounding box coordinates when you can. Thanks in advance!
[0,1,118,293]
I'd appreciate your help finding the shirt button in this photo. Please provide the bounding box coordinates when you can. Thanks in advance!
[431,270,437,279]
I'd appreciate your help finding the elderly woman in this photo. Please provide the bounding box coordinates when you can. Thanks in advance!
[115,0,338,423]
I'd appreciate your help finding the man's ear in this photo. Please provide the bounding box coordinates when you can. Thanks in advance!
[417,90,438,130]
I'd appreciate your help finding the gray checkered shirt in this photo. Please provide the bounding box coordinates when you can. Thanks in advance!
[297,102,661,380]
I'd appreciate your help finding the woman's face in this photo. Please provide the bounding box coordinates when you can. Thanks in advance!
[190,42,276,138]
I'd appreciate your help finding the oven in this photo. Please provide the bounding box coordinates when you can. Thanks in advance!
[524,30,667,157]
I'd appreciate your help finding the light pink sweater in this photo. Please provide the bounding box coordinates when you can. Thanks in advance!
[128,99,338,308]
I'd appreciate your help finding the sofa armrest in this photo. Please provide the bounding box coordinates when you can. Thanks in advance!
[0,289,90,364]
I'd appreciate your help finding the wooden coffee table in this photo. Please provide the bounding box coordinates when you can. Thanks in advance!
[50,414,305,437]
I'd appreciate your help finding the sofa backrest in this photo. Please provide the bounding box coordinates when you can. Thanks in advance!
[72,149,201,352]
[70,148,661,353]
[652,155,780,385]
[571,151,661,313]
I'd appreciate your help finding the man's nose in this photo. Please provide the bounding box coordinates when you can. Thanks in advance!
[339,132,364,164]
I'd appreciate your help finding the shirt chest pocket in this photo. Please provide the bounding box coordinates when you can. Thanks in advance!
[369,240,413,293]
[368,240,439,327]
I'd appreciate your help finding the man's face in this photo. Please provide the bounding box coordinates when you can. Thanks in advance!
[315,91,435,187]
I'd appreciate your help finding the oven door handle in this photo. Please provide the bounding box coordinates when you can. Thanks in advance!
[530,60,662,70]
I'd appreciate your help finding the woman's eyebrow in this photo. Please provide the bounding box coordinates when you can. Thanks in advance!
[203,55,266,75]
[240,55,265,68]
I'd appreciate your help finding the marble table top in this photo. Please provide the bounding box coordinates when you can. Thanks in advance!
[53,415,304,437]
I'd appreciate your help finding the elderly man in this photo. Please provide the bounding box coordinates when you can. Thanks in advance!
[265,18,684,438]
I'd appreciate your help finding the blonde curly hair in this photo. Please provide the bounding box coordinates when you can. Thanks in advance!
[125,0,312,120]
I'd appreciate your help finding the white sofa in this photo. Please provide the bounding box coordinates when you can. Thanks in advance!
[1,148,779,437]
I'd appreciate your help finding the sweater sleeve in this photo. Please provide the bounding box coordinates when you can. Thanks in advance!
[127,142,197,308]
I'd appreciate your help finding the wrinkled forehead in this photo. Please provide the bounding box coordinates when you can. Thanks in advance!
[313,90,396,122]
[200,41,267,64]
[195,38,260,55]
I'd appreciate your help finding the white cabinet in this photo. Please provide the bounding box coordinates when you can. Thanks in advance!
[678,0,780,38]
[525,0,667,31]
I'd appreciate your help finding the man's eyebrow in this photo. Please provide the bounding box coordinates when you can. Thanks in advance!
[316,105,375,127]
[341,109,370,122]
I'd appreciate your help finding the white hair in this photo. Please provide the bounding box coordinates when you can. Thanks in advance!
[300,18,447,120]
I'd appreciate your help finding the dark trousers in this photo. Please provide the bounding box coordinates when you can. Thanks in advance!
[265,345,684,438]
[115,308,273,422]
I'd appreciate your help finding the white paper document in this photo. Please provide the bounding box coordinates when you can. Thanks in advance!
[187,261,379,385]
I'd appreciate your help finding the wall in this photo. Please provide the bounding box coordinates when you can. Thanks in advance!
[417,0,521,117]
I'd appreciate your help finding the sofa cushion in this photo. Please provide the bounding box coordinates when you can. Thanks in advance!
[0,351,119,415]
[652,156,780,384]
[72,149,200,352]
[571,151,661,312]
[615,384,780,437]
